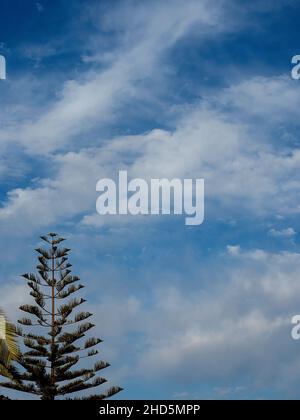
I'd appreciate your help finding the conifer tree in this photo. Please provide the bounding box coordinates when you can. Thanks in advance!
[0,233,122,400]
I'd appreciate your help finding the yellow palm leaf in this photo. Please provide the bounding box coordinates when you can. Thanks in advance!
[0,309,19,367]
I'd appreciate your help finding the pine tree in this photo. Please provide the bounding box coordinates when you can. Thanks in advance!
[0,233,122,400]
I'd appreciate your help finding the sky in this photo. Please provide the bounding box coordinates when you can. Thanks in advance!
[1,0,300,400]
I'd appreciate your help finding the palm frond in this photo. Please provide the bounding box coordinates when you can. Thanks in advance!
[0,309,20,367]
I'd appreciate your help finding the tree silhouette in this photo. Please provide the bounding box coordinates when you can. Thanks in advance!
[0,233,122,400]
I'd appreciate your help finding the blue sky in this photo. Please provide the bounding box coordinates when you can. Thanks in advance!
[1,0,300,400]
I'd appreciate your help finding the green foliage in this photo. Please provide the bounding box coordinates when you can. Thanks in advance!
[0,234,123,400]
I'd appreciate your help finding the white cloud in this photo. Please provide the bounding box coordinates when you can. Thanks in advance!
[0,282,28,321]
[100,247,300,395]
[269,227,296,238]
[212,75,300,125]
[227,245,241,255]
[57,245,300,398]
[0,0,230,155]
[1,94,300,233]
